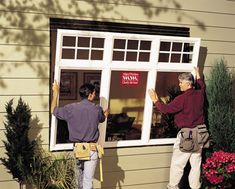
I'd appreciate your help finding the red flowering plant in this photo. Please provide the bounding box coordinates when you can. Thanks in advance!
[202,150,235,188]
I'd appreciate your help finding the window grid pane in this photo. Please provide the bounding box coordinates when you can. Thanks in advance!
[62,36,76,46]
[62,49,75,59]
[62,36,104,60]
[113,39,151,62]
[77,49,89,59]
[159,41,195,63]
[77,37,90,47]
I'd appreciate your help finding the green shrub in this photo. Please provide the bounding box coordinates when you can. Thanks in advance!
[206,58,235,152]
[0,98,36,187]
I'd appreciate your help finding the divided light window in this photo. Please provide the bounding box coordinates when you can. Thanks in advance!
[61,36,105,60]
[112,39,152,62]
[159,41,194,63]
[50,29,200,151]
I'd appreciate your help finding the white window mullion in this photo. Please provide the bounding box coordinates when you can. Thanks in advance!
[124,39,128,61]
[192,39,201,67]
[151,38,160,67]
[141,39,159,143]
[141,69,157,143]
[98,35,113,146]
[74,36,78,60]
[168,41,173,63]
[89,37,92,60]
[137,40,140,62]
[180,42,184,63]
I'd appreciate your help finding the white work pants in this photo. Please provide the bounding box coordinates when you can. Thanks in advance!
[75,151,98,189]
[167,132,202,189]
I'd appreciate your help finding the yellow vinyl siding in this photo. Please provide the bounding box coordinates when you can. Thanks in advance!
[0,12,49,30]
[93,146,172,188]
[0,30,49,45]
[0,0,47,12]
[0,46,49,61]
[1,0,234,15]
[191,27,235,42]
[199,55,235,67]
[201,41,235,55]
[0,62,50,78]
[0,79,49,95]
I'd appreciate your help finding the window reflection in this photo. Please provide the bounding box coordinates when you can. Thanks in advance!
[56,70,102,144]
[106,71,147,141]
[150,72,182,139]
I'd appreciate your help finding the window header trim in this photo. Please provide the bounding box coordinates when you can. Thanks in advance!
[50,18,190,37]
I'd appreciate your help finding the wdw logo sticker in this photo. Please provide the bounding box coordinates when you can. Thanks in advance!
[121,72,140,85]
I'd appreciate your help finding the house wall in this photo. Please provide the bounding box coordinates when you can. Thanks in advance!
[0,0,234,188]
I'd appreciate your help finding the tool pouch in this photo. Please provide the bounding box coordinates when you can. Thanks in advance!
[179,128,199,152]
[74,143,91,160]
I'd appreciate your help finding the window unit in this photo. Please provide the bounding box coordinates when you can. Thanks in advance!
[50,29,200,151]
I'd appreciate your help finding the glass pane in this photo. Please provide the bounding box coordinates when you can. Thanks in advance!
[140,41,151,50]
[158,53,169,62]
[182,54,193,63]
[77,49,89,59]
[114,39,126,49]
[62,36,76,46]
[92,38,104,48]
[170,54,181,63]
[112,51,125,61]
[127,40,138,50]
[56,70,102,144]
[62,49,75,59]
[139,52,150,62]
[183,43,194,52]
[91,50,103,60]
[77,37,90,47]
[172,42,182,51]
[150,72,182,139]
[106,71,147,141]
[126,51,137,61]
[160,41,171,51]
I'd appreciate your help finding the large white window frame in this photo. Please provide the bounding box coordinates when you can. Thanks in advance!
[50,29,200,151]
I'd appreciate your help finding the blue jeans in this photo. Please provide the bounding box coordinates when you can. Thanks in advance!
[75,151,98,189]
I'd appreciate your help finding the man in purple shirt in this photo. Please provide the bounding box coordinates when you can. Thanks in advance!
[148,67,205,189]
[51,81,108,189]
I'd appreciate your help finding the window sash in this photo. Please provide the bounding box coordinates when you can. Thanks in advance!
[50,29,200,151]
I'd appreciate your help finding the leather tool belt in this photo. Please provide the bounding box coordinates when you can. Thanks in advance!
[73,142,104,160]
[73,142,105,182]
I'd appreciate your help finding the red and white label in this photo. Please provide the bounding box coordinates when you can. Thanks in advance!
[121,72,140,85]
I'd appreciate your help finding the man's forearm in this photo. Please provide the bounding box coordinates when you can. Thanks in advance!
[51,93,58,114]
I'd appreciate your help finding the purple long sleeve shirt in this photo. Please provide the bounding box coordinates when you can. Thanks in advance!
[155,79,205,128]
[53,99,106,142]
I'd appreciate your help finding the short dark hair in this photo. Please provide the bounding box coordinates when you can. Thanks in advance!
[79,83,95,99]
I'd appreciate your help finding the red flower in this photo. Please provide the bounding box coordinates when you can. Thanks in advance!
[202,150,235,187]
